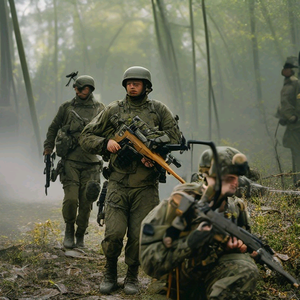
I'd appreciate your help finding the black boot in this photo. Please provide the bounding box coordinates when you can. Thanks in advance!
[75,227,86,248]
[124,265,139,295]
[100,258,118,294]
[63,223,75,249]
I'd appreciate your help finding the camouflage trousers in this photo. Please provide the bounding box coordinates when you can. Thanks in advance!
[174,253,259,300]
[101,182,159,267]
[60,159,101,229]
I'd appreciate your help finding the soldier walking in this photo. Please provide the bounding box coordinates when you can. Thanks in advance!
[43,75,105,249]
[79,66,182,295]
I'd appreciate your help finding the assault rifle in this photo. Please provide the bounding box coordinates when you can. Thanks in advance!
[43,152,56,195]
[170,140,299,288]
[113,119,187,184]
[238,176,300,198]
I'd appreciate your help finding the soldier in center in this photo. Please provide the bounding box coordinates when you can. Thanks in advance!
[79,66,182,295]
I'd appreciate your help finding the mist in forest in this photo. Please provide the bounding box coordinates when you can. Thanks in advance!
[1,0,299,237]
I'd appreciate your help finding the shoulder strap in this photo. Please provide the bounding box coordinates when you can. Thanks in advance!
[148,99,162,123]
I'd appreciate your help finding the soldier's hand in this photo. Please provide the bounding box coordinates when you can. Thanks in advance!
[107,139,121,153]
[225,236,247,253]
[141,157,154,168]
[43,148,52,155]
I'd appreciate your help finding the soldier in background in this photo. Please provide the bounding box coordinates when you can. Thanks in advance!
[79,66,182,295]
[140,146,259,300]
[275,56,300,186]
[43,75,105,249]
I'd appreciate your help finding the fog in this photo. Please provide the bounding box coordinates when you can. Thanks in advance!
[1,0,299,238]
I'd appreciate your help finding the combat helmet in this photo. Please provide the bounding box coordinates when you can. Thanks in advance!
[199,146,249,178]
[283,56,298,69]
[73,75,95,91]
[122,66,152,93]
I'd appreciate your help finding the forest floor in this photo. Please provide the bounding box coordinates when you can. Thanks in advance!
[0,178,300,300]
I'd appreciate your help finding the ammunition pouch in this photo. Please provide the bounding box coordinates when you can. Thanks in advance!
[55,125,77,157]
[114,143,141,169]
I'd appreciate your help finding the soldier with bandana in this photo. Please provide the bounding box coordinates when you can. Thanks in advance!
[140,146,259,300]
[79,66,182,295]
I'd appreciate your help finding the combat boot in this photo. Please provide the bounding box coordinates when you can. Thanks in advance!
[75,227,86,248]
[124,265,139,295]
[63,223,75,249]
[100,258,118,294]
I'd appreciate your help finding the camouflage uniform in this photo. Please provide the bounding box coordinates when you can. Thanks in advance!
[276,57,300,184]
[44,75,105,248]
[140,147,259,300]
[79,66,182,295]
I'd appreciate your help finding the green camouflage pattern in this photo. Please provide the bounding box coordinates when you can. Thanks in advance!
[102,182,159,266]
[79,93,181,271]
[60,159,101,229]
[140,195,258,299]
[79,95,181,187]
[44,93,105,229]
[44,93,105,163]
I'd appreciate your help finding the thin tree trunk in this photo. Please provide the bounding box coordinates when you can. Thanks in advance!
[53,0,58,110]
[207,11,238,78]
[287,0,298,54]
[189,0,199,128]
[0,0,12,107]
[155,0,185,116]
[260,1,284,62]
[73,0,91,73]
[202,0,220,141]
[8,0,42,156]
[249,0,284,188]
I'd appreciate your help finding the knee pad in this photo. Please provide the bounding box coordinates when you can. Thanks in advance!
[85,180,100,202]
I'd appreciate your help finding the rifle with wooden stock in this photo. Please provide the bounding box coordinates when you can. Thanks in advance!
[113,121,186,184]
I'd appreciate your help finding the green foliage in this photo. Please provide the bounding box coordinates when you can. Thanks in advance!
[27,219,61,247]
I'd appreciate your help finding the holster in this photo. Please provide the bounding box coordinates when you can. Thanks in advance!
[51,159,64,182]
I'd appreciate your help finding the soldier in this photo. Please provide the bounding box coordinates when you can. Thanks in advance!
[191,146,263,199]
[140,146,259,300]
[43,75,105,249]
[275,56,300,186]
[79,66,182,295]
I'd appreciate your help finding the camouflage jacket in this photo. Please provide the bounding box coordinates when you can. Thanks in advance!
[275,76,300,148]
[140,195,251,279]
[44,94,105,163]
[79,95,182,187]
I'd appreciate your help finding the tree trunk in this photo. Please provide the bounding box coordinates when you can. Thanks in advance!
[8,0,42,156]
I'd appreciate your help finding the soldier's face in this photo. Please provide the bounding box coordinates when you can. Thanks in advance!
[75,86,90,100]
[221,174,238,196]
[126,80,144,97]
